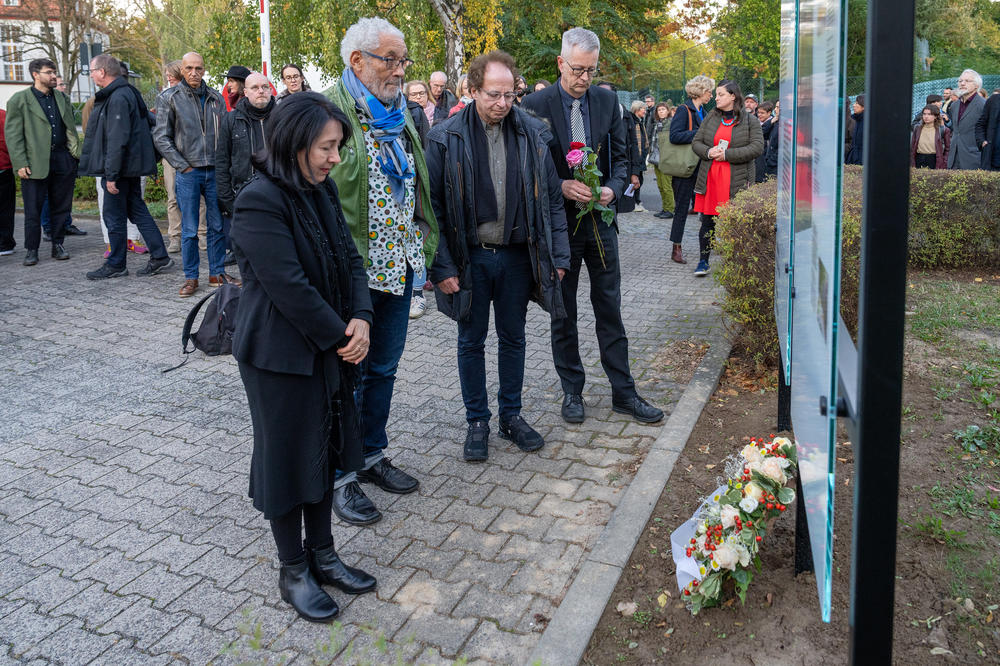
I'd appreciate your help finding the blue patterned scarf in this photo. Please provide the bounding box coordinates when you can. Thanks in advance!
[341,68,414,206]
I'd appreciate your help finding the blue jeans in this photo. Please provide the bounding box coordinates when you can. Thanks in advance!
[457,246,533,422]
[174,167,225,279]
[102,177,168,269]
[357,269,414,455]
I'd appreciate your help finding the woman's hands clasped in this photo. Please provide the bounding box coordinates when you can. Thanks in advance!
[338,318,371,364]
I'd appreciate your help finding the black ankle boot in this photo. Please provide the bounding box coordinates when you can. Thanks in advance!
[278,559,339,623]
[306,544,377,594]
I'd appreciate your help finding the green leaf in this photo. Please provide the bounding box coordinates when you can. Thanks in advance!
[725,489,743,504]
[778,486,796,504]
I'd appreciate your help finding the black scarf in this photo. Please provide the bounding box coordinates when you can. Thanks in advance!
[467,104,525,244]
[292,181,361,461]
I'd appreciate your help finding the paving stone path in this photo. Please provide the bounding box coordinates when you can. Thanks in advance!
[0,184,723,664]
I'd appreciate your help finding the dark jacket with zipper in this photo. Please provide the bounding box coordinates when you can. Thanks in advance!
[974,93,1000,169]
[153,79,225,171]
[216,96,273,216]
[425,103,570,320]
[692,108,765,197]
[78,77,157,181]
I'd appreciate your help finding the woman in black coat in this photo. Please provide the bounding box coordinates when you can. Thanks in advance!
[230,92,376,623]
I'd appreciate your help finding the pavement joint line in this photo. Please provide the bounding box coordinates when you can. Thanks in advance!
[527,334,733,666]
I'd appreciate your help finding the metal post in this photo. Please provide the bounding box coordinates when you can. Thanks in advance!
[848,0,913,661]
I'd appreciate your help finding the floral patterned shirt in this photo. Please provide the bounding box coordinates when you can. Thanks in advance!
[359,116,424,295]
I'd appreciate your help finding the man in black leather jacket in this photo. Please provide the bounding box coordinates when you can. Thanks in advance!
[216,73,275,217]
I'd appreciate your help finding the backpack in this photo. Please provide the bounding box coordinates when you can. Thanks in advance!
[162,283,241,372]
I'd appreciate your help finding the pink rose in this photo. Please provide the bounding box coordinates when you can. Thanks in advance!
[566,149,586,169]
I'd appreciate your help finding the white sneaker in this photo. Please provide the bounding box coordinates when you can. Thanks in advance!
[634,203,646,212]
[409,295,426,319]
[0,248,14,256]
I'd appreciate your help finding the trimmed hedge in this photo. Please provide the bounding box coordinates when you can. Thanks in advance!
[714,166,1000,368]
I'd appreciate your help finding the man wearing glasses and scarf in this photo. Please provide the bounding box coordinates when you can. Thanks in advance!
[326,17,440,526]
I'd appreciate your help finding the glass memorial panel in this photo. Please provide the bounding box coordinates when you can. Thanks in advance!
[790,0,846,623]
[775,0,798,382]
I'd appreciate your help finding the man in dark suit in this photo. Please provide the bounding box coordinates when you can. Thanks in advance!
[975,89,1000,171]
[521,27,663,425]
[948,69,986,170]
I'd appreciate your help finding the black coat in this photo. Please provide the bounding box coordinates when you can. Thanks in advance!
[764,119,780,176]
[975,93,1000,169]
[845,112,864,165]
[669,98,704,147]
[755,117,772,183]
[624,111,647,176]
[230,173,373,519]
[216,97,273,216]
[425,104,570,319]
[78,77,156,181]
[520,80,629,220]
[407,100,431,149]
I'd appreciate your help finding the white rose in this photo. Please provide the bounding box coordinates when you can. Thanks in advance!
[772,436,792,448]
[713,543,739,571]
[735,542,752,566]
[720,504,740,529]
[744,481,765,502]
[760,457,788,484]
[695,534,708,554]
[739,495,759,513]
[741,444,763,464]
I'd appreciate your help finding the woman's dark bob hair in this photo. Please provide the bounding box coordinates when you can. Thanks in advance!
[717,79,745,122]
[261,91,352,191]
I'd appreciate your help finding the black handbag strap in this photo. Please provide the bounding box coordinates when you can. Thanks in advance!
[161,290,216,374]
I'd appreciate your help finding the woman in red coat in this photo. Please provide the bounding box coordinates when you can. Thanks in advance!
[910,105,951,169]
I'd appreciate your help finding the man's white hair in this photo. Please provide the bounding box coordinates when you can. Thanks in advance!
[561,27,600,56]
[340,17,404,67]
[960,68,983,91]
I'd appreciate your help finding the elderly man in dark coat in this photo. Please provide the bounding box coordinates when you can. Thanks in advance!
[948,69,986,170]
[426,50,570,462]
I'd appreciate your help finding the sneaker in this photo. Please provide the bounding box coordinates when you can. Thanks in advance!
[136,256,174,276]
[224,249,237,266]
[694,260,710,277]
[634,203,646,213]
[409,294,426,319]
[103,244,111,259]
[127,239,149,254]
[86,264,129,280]
[0,248,14,256]
[167,238,181,254]
[42,231,52,242]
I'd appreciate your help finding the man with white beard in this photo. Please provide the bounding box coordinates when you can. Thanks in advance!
[947,69,986,170]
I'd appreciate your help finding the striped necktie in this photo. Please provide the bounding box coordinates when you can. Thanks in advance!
[571,99,586,210]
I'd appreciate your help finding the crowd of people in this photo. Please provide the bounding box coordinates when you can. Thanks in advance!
[1,20,995,624]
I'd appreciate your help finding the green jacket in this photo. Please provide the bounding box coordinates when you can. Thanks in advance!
[325,81,439,269]
[5,87,80,179]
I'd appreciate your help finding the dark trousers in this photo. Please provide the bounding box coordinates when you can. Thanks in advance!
[552,216,636,398]
[0,169,14,251]
[699,213,716,262]
[102,177,168,269]
[669,172,697,243]
[268,487,335,564]
[21,150,76,250]
[914,153,936,169]
[457,245,534,423]
[41,197,73,233]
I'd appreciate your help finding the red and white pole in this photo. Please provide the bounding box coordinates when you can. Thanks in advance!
[259,0,271,79]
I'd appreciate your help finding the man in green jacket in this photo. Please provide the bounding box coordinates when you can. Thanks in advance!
[5,58,80,265]
[325,16,439,527]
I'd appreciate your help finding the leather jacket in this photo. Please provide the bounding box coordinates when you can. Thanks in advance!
[153,80,225,171]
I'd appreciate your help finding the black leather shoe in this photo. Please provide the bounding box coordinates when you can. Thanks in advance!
[464,421,489,462]
[65,224,88,236]
[499,415,544,452]
[51,244,69,260]
[278,559,339,623]
[612,394,665,423]
[561,393,585,423]
[306,544,377,594]
[23,250,39,266]
[357,458,418,494]
[332,481,381,526]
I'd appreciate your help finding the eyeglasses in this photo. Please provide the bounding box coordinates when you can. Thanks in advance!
[565,63,599,77]
[39,69,58,76]
[283,74,301,81]
[362,51,414,70]
[482,90,517,103]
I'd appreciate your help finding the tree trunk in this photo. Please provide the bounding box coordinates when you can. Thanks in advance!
[427,0,464,87]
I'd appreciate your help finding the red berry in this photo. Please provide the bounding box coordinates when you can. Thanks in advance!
[746,520,753,527]
[685,589,691,596]
[691,538,696,544]
[692,581,699,587]
[779,505,786,511]
[756,536,762,542]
